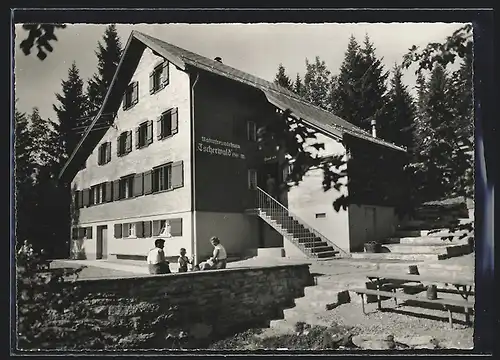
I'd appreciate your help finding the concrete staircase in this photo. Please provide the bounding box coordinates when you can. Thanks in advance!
[352,201,474,262]
[255,187,349,259]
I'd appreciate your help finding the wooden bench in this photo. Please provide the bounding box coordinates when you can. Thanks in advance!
[352,287,475,328]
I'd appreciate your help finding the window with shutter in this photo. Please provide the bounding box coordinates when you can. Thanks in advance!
[71,227,79,240]
[97,145,103,165]
[78,227,86,239]
[171,161,184,189]
[133,173,144,197]
[247,121,257,142]
[114,223,122,238]
[125,131,132,153]
[136,121,151,149]
[143,170,153,194]
[152,163,172,192]
[119,175,135,200]
[158,108,178,139]
[144,221,152,237]
[149,71,155,94]
[105,182,113,202]
[150,62,167,94]
[85,227,93,239]
[123,82,139,110]
[248,169,258,190]
[106,142,112,163]
[152,219,165,236]
[147,120,153,145]
[82,188,90,207]
[113,180,120,201]
[169,218,183,236]
[161,62,169,87]
[132,81,139,105]
[117,132,128,156]
[135,221,144,238]
[73,191,80,209]
[78,191,84,209]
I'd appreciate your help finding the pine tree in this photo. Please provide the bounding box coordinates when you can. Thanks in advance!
[332,34,388,131]
[380,64,416,151]
[86,25,123,118]
[274,63,293,90]
[303,56,333,111]
[293,73,306,97]
[53,62,88,161]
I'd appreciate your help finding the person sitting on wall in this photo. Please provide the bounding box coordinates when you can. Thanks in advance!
[147,239,171,275]
[209,236,227,270]
[177,248,194,273]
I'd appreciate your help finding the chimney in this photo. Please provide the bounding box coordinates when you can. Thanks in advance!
[371,119,377,138]
[214,57,222,63]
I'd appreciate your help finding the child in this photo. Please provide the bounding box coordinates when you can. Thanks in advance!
[177,248,193,273]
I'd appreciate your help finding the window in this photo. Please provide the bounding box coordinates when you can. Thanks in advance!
[117,131,132,157]
[157,108,178,140]
[122,223,136,238]
[149,61,169,94]
[90,183,107,205]
[315,213,327,219]
[97,142,112,165]
[136,120,153,149]
[123,81,139,110]
[248,169,258,190]
[119,175,134,200]
[152,163,172,192]
[152,218,182,237]
[247,121,257,142]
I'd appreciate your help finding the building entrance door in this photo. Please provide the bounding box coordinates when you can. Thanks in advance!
[364,207,377,243]
[96,225,108,260]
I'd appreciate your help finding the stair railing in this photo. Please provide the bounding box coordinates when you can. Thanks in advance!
[255,186,350,258]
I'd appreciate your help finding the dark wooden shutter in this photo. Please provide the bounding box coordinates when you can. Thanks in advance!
[113,180,120,201]
[114,223,122,238]
[144,221,152,237]
[97,145,103,165]
[117,137,121,156]
[157,115,164,140]
[89,187,95,206]
[71,227,78,240]
[161,62,169,87]
[133,173,144,197]
[149,71,155,94]
[126,131,132,153]
[132,81,139,105]
[105,182,113,202]
[143,170,153,194]
[147,120,153,145]
[82,188,90,207]
[170,218,183,236]
[78,191,84,209]
[73,190,80,209]
[106,142,111,163]
[135,221,144,238]
[171,108,178,135]
[135,127,141,148]
[122,95,127,110]
[171,161,184,189]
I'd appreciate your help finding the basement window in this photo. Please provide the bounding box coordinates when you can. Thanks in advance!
[315,213,327,219]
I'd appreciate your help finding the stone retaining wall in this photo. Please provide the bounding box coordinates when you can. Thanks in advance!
[34,263,313,349]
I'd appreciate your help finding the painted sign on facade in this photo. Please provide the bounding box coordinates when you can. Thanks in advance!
[197,136,246,159]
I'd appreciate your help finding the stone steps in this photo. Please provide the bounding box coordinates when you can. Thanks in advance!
[385,243,466,254]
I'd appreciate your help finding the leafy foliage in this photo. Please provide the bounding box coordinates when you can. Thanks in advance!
[303,56,335,111]
[19,24,67,60]
[402,24,473,73]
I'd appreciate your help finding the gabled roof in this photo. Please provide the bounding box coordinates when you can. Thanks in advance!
[59,30,406,181]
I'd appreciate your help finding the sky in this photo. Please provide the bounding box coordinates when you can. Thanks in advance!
[14,22,465,121]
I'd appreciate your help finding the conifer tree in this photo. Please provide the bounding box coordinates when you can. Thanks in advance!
[303,56,333,111]
[86,25,123,119]
[53,62,88,160]
[293,73,306,97]
[274,63,293,90]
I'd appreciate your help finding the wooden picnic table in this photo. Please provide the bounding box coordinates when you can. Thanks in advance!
[364,271,475,325]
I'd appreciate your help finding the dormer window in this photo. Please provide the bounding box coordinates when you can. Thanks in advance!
[123,81,139,110]
[149,61,169,94]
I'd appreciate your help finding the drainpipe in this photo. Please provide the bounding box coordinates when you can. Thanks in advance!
[190,71,200,264]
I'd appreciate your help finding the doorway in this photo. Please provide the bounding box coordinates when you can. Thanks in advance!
[96,225,108,260]
[364,207,377,243]
[258,161,280,193]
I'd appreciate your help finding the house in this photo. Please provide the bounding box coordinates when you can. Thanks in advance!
[59,31,408,263]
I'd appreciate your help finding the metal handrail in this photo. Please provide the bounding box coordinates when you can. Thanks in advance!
[255,186,350,257]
